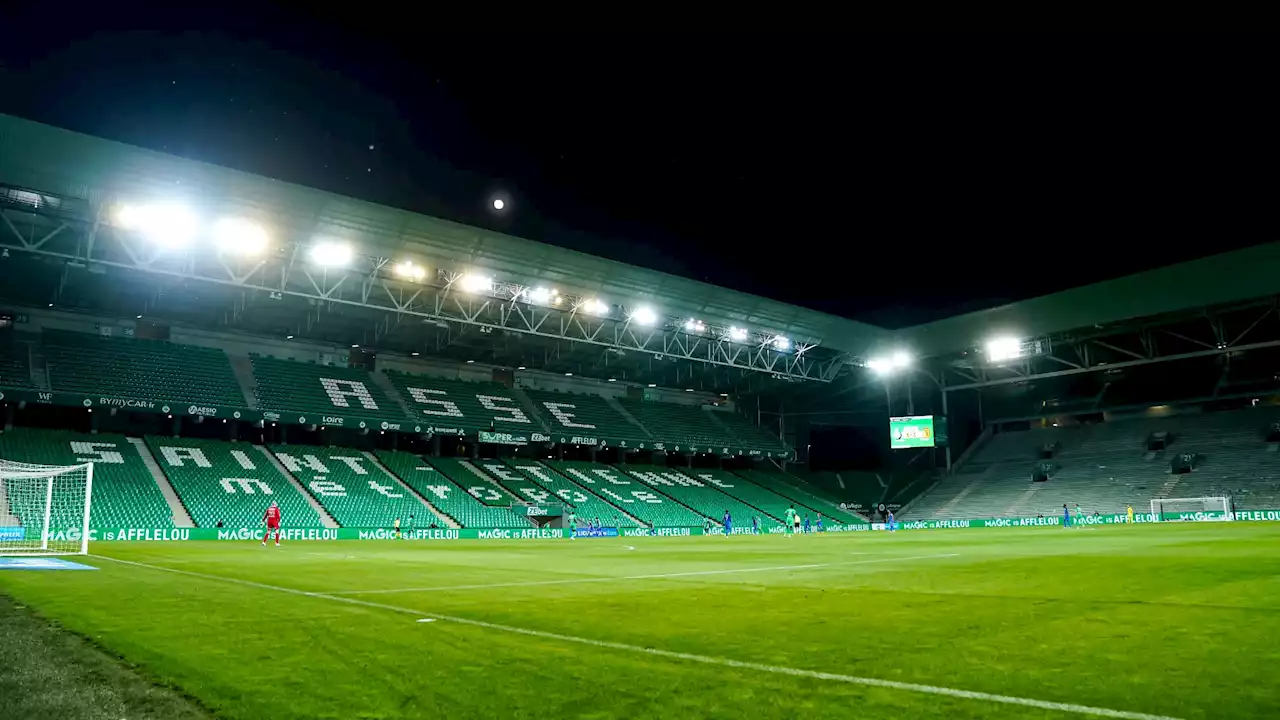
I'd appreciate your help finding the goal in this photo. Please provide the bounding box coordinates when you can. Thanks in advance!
[0,459,94,555]
[1150,496,1233,522]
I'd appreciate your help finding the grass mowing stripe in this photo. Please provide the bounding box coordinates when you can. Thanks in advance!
[325,552,962,595]
[90,554,1182,720]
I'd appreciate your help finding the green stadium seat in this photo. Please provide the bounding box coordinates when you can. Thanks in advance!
[478,459,642,527]
[146,436,321,528]
[269,445,423,528]
[616,399,735,450]
[545,460,705,528]
[734,469,865,523]
[385,372,543,435]
[619,464,781,529]
[425,457,521,506]
[44,330,244,407]
[0,429,174,528]
[0,334,35,388]
[680,468,813,525]
[521,388,647,444]
[712,411,791,454]
[250,356,407,424]
[375,451,531,528]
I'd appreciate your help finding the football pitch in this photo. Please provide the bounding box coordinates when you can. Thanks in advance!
[2,524,1279,719]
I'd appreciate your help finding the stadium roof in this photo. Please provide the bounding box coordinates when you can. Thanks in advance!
[895,241,1280,358]
[0,113,889,358]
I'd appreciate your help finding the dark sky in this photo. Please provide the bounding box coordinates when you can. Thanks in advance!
[0,18,1272,328]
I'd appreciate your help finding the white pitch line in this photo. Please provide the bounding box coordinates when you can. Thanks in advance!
[89,554,1181,720]
[323,553,960,595]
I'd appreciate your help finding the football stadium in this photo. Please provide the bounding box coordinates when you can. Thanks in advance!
[1,113,1279,719]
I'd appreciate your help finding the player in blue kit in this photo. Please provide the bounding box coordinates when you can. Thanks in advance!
[1062,503,1072,528]
[752,515,760,534]
[723,510,732,537]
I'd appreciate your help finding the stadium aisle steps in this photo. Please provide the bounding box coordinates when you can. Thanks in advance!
[0,334,37,389]
[126,437,194,527]
[485,459,644,527]
[426,457,521,507]
[546,460,705,528]
[254,446,340,528]
[375,451,531,528]
[680,468,801,524]
[733,470,864,523]
[604,396,650,437]
[361,451,459,529]
[368,371,417,420]
[269,445,429,528]
[0,429,175,529]
[226,354,259,408]
[620,465,780,528]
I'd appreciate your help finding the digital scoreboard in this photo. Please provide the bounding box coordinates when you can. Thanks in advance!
[889,415,935,449]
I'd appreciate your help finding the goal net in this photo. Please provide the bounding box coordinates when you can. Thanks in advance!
[1150,496,1233,522]
[0,459,94,555]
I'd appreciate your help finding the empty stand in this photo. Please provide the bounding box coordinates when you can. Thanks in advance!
[905,407,1280,519]
[682,468,805,523]
[617,400,735,449]
[619,465,779,528]
[482,459,643,527]
[376,451,531,528]
[522,388,647,442]
[734,469,864,524]
[711,411,790,453]
[44,330,244,406]
[146,437,321,527]
[270,445,426,527]
[386,372,543,435]
[0,429,175,528]
[547,460,705,527]
[0,335,34,388]
[250,356,407,423]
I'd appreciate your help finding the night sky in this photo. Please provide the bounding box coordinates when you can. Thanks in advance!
[0,18,1272,327]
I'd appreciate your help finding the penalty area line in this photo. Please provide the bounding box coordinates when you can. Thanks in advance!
[90,554,1181,720]
[324,552,960,595]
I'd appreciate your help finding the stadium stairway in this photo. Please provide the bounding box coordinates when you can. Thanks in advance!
[255,446,339,528]
[546,460,705,527]
[146,436,325,528]
[425,457,523,507]
[620,465,775,529]
[376,451,531,528]
[126,437,194,527]
[0,429,177,529]
[605,397,650,438]
[368,370,416,421]
[0,333,38,390]
[269,445,430,528]
[480,459,644,527]
[732,470,865,523]
[360,451,459,529]
[226,353,259,408]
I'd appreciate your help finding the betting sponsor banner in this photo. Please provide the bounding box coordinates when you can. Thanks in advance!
[574,527,619,538]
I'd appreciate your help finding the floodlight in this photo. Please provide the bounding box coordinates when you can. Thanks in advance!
[986,336,1023,362]
[867,350,912,376]
[394,260,426,281]
[118,203,199,249]
[493,198,505,210]
[459,274,493,294]
[528,286,552,304]
[867,357,893,376]
[684,318,705,333]
[583,298,609,316]
[212,218,268,256]
[309,241,353,267]
[772,336,791,351]
[728,326,748,342]
[891,350,912,368]
[630,306,658,326]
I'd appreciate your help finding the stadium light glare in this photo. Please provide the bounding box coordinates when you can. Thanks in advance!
[211,218,268,256]
[986,336,1023,362]
[393,260,426,281]
[118,203,199,249]
[728,326,748,342]
[583,298,609,316]
[630,306,658,326]
[528,286,554,305]
[309,241,353,267]
[684,318,706,333]
[772,336,791,351]
[867,350,912,376]
[458,273,493,294]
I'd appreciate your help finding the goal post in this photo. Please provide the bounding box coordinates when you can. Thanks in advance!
[1150,496,1233,523]
[0,459,94,555]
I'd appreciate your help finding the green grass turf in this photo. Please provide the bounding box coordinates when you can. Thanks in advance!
[2,523,1279,719]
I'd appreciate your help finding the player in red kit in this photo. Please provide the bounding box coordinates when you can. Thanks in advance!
[262,501,282,547]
